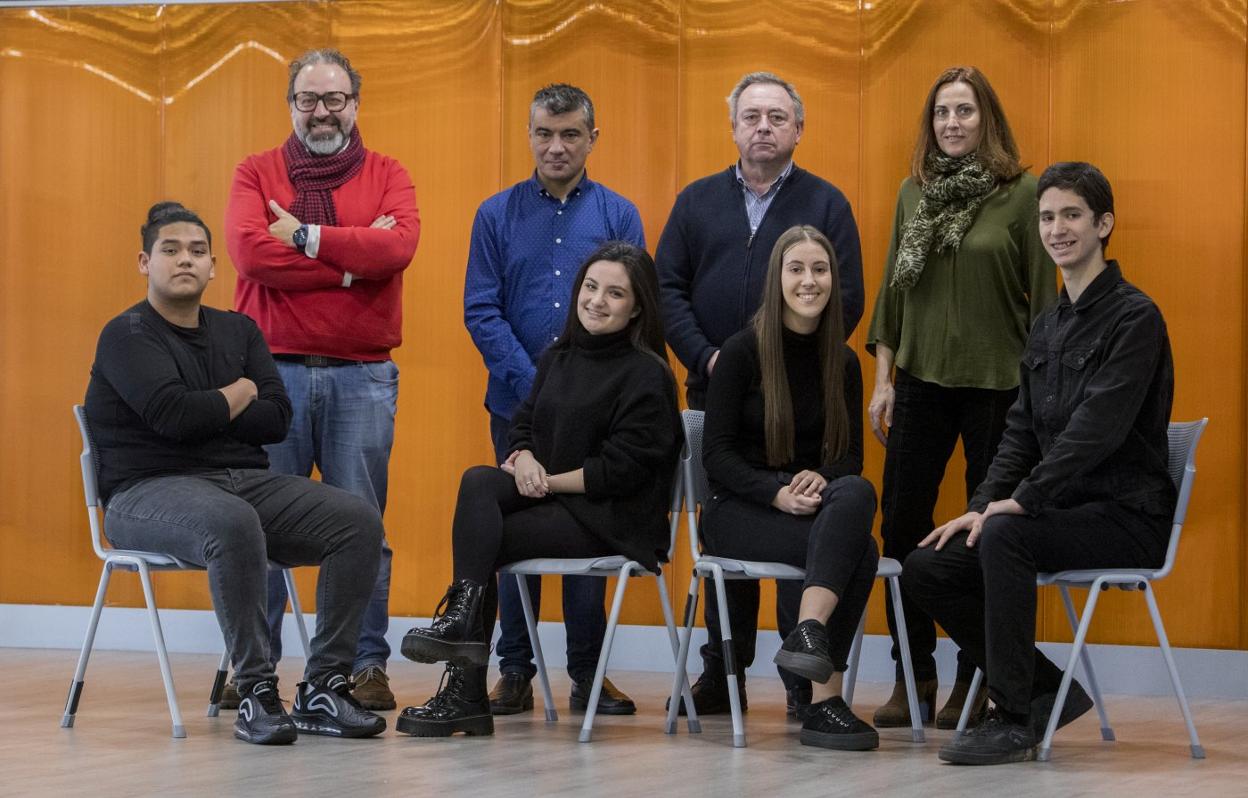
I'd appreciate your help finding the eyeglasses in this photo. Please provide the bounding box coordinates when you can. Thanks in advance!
[290,91,355,112]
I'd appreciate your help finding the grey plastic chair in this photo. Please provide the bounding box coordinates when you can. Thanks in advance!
[497,453,700,743]
[954,418,1208,761]
[664,409,925,747]
[61,405,310,738]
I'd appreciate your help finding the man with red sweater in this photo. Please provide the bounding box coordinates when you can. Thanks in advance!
[226,48,419,710]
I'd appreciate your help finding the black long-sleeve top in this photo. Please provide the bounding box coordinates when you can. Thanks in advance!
[84,300,292,501]
[508,325,682,571]
[971,261,1176,518]
[704,326,863,506]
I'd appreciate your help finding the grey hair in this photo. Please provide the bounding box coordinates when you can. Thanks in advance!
[287,49,362,100]
[726,71,804,126]
[529,83,595,131]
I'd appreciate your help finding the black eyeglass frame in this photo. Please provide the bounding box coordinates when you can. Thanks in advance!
[289,91,357,112]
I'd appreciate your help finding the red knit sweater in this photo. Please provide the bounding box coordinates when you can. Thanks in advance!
[226,145,420,360]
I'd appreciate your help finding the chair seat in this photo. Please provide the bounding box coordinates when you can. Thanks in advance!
[695,556,806,580]
[103,550,200,571]
[877,556,902,578]
[499,555,646,576]
[1038,568,1160,588]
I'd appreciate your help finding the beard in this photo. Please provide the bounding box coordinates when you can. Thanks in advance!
[293,113,352,155]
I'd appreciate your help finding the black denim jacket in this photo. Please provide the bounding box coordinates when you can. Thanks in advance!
[970,261,1176,518]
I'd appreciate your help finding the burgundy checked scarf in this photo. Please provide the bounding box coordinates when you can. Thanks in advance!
[282,126,367,226]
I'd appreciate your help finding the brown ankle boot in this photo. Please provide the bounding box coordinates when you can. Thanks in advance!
[872,677,937,727]
[936,678,987,729]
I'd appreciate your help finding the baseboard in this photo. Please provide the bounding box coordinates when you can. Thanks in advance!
[3,602,1245,699]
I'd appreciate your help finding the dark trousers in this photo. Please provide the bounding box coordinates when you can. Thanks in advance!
[880,368,1016,682]
[453,463,615,681]
[901,503,1167,714]
[699,476,879,682]
[104,469,383,694]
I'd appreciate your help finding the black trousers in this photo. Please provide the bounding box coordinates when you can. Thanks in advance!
[880,368,1016,681]
[901,502,1167,715]
[698,476,879,682]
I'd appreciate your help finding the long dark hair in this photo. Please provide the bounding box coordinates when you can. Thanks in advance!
[752,226,847,467]
[911,66,1023,185]
[551,241,669,365]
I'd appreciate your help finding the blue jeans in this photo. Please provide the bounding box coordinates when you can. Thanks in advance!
[265,359,398,672]
[489,412,607,682]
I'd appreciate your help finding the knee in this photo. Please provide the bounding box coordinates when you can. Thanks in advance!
[977,514,1024,568]
[203,504,267,562]
[459,464,502,496]
[338,493,384,551]
[825,475,877,512]
[900,545,939,598]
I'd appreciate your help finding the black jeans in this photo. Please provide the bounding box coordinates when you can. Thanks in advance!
[104,469,383,694]
[880,368,1016,682]
[487,414,608,682]
[901,502,1167,715]
[698,476,879,682]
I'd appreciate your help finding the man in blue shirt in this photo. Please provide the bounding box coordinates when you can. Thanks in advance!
[461,83,646,716]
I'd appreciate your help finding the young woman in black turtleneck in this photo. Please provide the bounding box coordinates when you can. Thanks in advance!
[396,241,681,738]
[702,225,880,750]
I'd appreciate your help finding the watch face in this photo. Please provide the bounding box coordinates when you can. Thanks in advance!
[293,226,307,247]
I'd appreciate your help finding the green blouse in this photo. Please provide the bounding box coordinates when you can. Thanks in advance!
[866,172,1056,390]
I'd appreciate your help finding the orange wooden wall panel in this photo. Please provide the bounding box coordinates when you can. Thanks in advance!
[1,0,1245,652]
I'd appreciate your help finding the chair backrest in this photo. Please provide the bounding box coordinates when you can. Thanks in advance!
[1155,418,1209,579]
[73,404,111,560]
[679,410,711,561]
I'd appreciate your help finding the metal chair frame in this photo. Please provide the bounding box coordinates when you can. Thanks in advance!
[665,409,926,747]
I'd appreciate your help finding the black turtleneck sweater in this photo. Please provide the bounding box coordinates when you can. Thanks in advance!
[703,326,863,506]
[508,325,682,570]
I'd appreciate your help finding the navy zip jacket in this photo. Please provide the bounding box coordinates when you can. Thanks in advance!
[655,164,864,396]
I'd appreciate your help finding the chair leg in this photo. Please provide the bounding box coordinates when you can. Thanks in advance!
[889,575,926,743]
[656,572,700,734]
[136,561,186,739]
[711,566,746,748]
[207,648,230,717]
[666,572,701,736]
[1143,583,1205,759]
[1039,579,1105,762]
[61,563,113,729]
[1059,585,1114,741]
[954,668,984,739]
[515,573,557,722]
[283,569,312,661]
[843,611,867,708]
[579,567,632,743]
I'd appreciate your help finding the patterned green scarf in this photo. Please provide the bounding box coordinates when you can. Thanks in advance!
[891,152,997,290]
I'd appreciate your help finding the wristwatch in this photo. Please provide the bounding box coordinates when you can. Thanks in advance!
[292,224,309,253]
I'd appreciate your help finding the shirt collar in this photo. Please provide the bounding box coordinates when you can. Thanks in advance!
[735,159,794,198]
[529,170,595,202]
[1059,259,1123,312]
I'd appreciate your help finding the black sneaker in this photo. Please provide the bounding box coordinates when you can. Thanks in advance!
[938,708,1037,765]
[488,672,534,715]
[666,670,747,716]
[799,696,879,751]
[773,619,835,684]
[570,677,636,715]
[1030,679,1094,738]
[396,664,494,737]
[291,673,386,738]
[786,683,813,720]
[233,680,297,745]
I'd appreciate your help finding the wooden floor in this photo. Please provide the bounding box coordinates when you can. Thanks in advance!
[2,648,1243,797]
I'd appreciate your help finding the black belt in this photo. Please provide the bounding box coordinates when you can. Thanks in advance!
[273,354,364,368]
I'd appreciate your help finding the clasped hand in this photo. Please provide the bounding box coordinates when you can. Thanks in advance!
[502,450,550,498]
[919,498,1025,550]
[267,199,397,247]
[771,470,827,515]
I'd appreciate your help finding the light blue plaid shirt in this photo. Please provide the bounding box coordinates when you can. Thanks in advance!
[735,159,794,233]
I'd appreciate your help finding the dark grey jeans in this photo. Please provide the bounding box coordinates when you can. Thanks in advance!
[104,468,383,693]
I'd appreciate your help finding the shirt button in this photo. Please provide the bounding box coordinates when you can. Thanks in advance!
[554,302,560,308]
[555,238,562,244]
[1046,394,1055,403]
[557,210,563,215]
[553,336,558,341]
[554,270,561,276]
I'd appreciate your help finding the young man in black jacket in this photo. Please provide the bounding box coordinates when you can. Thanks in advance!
[84,202,387,745]
[903,162,1175,765]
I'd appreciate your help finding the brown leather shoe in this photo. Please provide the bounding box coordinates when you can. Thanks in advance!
[936,677,987,729]
[219,678,241,711]
[570,677,636,715]
[351,665,397,711]
[872,677,937,727]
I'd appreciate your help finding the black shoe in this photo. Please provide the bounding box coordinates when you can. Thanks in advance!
[799,696,879,751]
[786,683,813,720]
[1030,679,1094,738]
[488,672,534,715]
[570,677,636,715]
[938,708,1037,765]
[773,619,835,684]
[291,673,386,738]
[233,680,297,745]
[401,579,489,666]
[396,664,494,737]
[666,670,747,716]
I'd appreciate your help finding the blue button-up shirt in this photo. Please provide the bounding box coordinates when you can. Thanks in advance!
[735,159,794,234]
[464,173,646,419]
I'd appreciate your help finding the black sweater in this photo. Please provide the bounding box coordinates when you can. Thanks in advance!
[655,165,864,394]
[703,327,863,506]
[508,326,682,571]
[84,300,291,500]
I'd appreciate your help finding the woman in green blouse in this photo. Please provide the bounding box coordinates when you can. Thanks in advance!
[866,66,1056,730]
